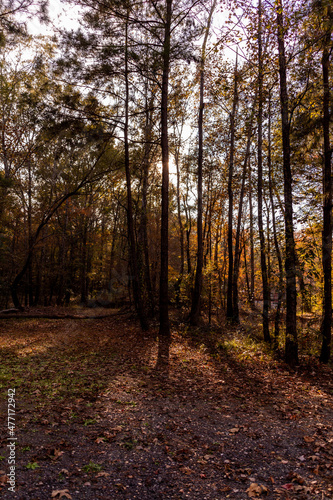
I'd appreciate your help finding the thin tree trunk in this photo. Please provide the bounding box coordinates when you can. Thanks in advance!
[174,119,185,307]
[276,0,298,365]
[27,160,34,307]
[249,160,255,308]
[258,0,270,342]
[268,89,283,349]
[244,233,251,304]
[157,0,172,371]
[320,4,332,363]
[184,192,192,274]
[124,14,149,330]
[226,52,238,321]
[80,218,88,304]
[139,86,154,315]
[190,0,216,325]
[232,90,257,323]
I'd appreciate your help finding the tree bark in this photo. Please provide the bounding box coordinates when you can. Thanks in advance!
[139,85,154,315]
[320,3,332,363]
[258,0,270,342]
[232,90,257,323]
[248,160,255,309]
[174,117,185,307]
[157,0,172,371]
[226,52,238,321]
[268,89,283,349]
[276,0,298,366]
[190,0,216,325]
[124,13,149,330]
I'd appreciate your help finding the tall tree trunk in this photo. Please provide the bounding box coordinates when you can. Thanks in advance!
[232,90,257,323]
[276,0,298,365]
[249,160,255,309]
[226,52,238,321]
[244,233,251,304]
[157,0,172,371]
[268,89,283,349]
[124,14,149,330]
[80,218,88,304]
[190,0,216,325]
[184,191,192,274]
[320,3,332,363]
[174,119,185,307]
[27,160,34,307]
[258,0,270,342]
[139,86,154,315]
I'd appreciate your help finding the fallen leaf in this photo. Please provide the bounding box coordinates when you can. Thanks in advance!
[281,483,294,491]
[51,489,72,499]
[180,467,193,475]
[304,436,314,443]
[49,449,64,461]
[246,483,263,497]
[0,474,8,485]
[230,427,240,434]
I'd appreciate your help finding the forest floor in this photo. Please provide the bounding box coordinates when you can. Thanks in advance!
[0,307,332,500]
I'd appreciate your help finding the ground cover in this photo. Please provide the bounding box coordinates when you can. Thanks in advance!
[0,309,332,499]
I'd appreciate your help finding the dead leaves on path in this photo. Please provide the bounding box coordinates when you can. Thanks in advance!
[49,448,64,461]
[0,471,8,486]
[51,490,72,499]
[246,482,268,497]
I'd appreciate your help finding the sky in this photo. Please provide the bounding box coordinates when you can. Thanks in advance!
[27,0,81,36]
[26,0,237,181]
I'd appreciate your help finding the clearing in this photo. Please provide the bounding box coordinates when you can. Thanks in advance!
[0,308,332,499]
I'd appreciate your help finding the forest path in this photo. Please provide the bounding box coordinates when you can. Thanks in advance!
[0,310,332,499]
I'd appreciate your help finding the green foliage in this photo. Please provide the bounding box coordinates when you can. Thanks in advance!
[26,462,39,470]
[83,461,103,473]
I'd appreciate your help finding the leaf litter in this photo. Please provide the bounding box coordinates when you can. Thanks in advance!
[0,308,332,499]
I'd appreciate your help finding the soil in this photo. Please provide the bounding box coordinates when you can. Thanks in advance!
[0,308,332,499]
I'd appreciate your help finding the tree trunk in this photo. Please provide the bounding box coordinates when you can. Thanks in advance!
[232,90,257,323]
[80,219,88,304]
[124,14,149,330]
[226,52,238,321]
[174,119,185,308]
[190,0,216,326]
[268,89,283,349]
[139,86,154,315]
[157,0,172,371]
[276,0,298,366]
[249,160,255,309]
[184,192,192,274]
[258,0,270,342]
[320,4,332,363]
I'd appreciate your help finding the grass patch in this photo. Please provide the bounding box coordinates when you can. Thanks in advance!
[83,461,103,473]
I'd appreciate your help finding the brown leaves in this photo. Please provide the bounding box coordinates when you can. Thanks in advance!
[0,472,8,486]
[95,437,105,444]
[180,466,193,475]
[51,490,72,499]
[246,483,268,497]
[49,449,64,461]
[229,427,240,434]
